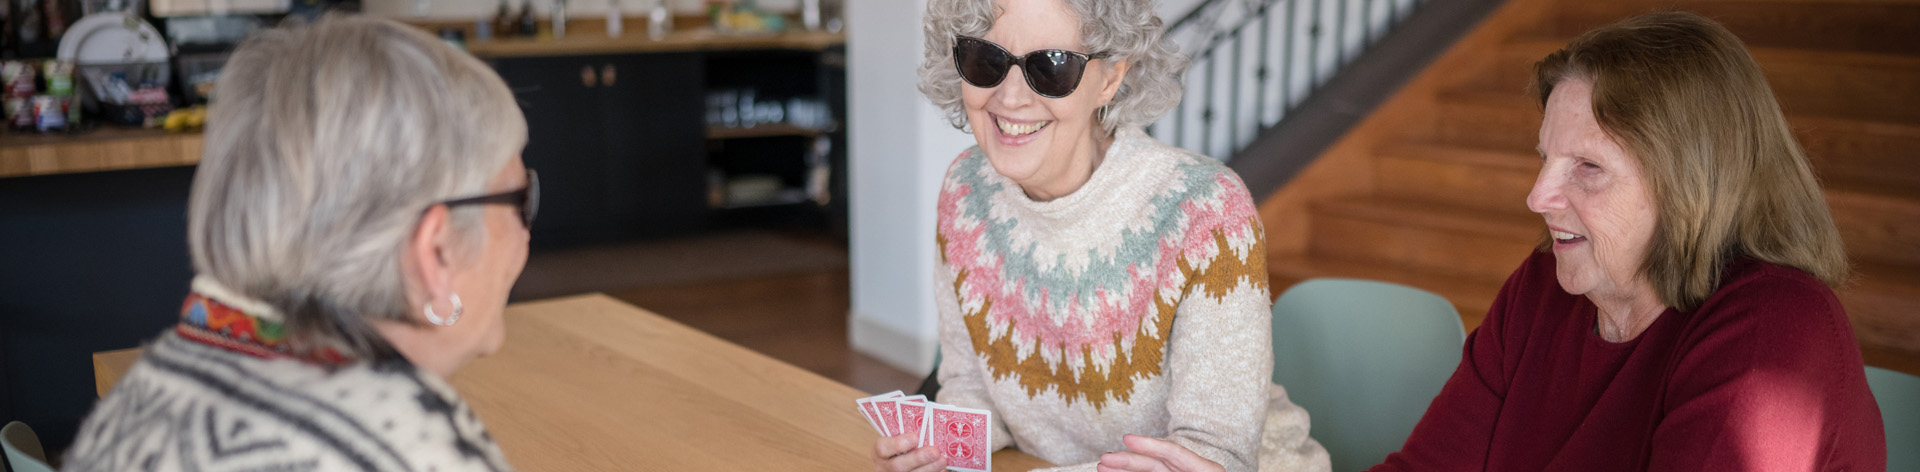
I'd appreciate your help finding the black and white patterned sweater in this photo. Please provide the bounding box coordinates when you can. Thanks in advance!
[62,330,513,472]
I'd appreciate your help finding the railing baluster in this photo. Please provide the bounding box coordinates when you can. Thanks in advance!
[1230,32,1242,152]
[1336,0,1348,66]
[1308,0,1322,90]
[1201,49,1215,157]
[1363,0,1373,43]
[1254,2,1271,131]
[1161,0,1421,159]
[1281,0,1295,111]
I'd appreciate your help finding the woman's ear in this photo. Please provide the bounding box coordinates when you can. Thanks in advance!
[407,204,456,314]
[1097,59,1130,104]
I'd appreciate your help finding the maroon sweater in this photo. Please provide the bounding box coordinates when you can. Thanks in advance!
[1370,251,1885,472]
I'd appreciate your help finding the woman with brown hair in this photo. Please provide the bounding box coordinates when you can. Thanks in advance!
[1368,11,1884,471]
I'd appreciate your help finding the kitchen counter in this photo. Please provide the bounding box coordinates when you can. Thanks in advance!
[0,27,842,179]
[0,127,201,178]
[466,28,843,58]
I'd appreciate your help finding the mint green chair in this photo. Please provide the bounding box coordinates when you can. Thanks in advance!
[1271,278,1466,472]
[1867,366,1918,471]
[2,421,55,472]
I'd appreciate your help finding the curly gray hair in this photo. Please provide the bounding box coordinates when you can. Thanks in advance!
[917,0,1188,134]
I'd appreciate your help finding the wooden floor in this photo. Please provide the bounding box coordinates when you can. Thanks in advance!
[605,268,923,395]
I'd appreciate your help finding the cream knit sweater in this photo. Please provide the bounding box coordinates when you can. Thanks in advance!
[932,127,1330,472]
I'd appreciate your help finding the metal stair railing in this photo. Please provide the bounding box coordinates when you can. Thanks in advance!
[1151,0,1506,200]
[1152,0,1431,163]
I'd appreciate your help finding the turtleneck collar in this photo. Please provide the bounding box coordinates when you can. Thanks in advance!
[176,276,351,366]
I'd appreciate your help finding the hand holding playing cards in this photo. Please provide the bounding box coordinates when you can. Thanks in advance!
[1096,434,1224,472]
[872,432,945,472]
[856,391,991,472]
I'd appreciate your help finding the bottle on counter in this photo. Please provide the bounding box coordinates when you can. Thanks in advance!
[2,61,36,129]
[647,0,669,40]
[605,0,621,38]
[41,0,63,38]
[550,0,566,38]
[494,0,515,36]
[517,0,536,39]
[17,0,43,45]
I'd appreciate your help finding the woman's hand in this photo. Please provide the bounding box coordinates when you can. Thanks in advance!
[872,432,946,472]
[1097,435,1225,472]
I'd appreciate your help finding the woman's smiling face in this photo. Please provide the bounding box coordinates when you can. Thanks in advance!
[1528,78,1660,301]
[961,0,1124,200]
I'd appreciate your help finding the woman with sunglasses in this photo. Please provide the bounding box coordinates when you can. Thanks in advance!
[879,1,1330,471]
[63,15,532,471]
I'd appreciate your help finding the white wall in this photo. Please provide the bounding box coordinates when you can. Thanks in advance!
[844,0,973,376]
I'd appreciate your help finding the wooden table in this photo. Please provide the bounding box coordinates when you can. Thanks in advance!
[94,294,1053,471]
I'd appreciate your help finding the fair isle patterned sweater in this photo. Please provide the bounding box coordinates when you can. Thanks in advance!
[62,279,512,472]
[932,127,1330,472]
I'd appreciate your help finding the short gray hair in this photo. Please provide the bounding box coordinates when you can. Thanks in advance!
[187,14,528,359]
[917,0,1188,134]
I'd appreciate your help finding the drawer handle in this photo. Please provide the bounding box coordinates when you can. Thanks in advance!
[581,65,598,88]
[601,64,618,87]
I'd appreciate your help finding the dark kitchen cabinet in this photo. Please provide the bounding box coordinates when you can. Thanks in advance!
[491,52,707,247]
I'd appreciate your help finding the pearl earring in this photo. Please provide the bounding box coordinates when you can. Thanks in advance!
[424,294,463,326]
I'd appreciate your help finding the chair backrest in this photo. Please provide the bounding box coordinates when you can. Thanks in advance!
[1867,366,1919,471]
[1271,278,1466,472]
[1,421,55,472]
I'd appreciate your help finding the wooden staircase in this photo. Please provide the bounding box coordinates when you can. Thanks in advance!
[1256,0,1920,375]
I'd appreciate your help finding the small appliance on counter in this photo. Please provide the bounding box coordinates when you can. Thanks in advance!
[59,11,172,126]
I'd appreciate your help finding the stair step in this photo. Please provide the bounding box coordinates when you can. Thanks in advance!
[1373,138,1920,266]
[1267,252,1505,329]
[1432,90,1920,187]
[1432,90,1541,150]
[1827,180,1920,267]
[1792,115,1920,189]
[1308,197,1539,280]
[1478,41,1920,124]
[1843,262,1920,358]
[1375,143,1537,213]
[1552,1,1920,55]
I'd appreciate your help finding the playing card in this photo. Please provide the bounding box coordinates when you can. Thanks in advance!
[897,401,930,448]
[855,398,884,434]
[927,404,992,472]
[873,399,903,437]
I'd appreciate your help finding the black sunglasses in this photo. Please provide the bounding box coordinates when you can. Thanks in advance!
[438,168,540,229]
[953,35,1111,99]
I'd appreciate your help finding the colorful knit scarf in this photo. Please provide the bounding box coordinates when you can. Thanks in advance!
[176,288,350,366]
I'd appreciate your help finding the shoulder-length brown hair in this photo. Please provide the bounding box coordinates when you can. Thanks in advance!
[1531,11,1848,311]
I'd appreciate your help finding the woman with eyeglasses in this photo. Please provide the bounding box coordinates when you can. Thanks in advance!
[879,1,1330,471]
[63,15,533,471]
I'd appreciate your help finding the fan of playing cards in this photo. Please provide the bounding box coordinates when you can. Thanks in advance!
[855,390,993,472]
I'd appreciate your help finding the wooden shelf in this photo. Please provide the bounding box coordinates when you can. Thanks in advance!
[706,123,827,139]
[0,127,202,178]
[466,28,844,58]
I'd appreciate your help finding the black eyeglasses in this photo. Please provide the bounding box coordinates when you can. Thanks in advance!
[438,168,540,229]
[953,35,1111,99]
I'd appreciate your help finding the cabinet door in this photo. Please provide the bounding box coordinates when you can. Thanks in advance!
[595,53,709,236]
[493,55,619,246]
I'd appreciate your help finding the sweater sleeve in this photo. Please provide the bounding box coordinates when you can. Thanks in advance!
[1367,254,1539,472]
[1158,216,1278,472]
[1645,273,1886,472]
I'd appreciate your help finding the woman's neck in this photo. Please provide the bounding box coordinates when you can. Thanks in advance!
[1020,127,1115,202]
[1590,283,1667,342]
